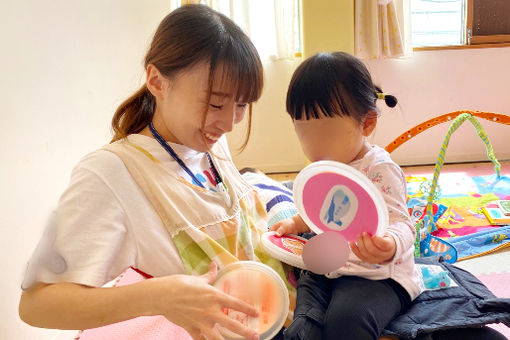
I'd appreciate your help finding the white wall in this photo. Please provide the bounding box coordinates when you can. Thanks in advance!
[227,59,307,173]
[230,47,510,172]
[0,1,170,339]
[367,47,510,166]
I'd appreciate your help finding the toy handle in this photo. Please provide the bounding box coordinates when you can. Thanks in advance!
[424,113,501,233]
[385,110,510,153]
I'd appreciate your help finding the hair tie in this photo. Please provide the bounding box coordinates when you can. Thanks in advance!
[378,92,398,108]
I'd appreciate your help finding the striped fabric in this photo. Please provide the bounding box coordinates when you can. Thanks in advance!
[242,171,299,228]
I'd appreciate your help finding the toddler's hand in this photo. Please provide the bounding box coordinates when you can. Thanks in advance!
[269,214,310,236]
[350,233,396,264]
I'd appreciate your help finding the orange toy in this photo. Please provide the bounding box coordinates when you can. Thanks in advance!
[385,110,510,153]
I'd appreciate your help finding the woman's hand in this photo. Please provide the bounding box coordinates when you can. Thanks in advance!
[148,262,259,340]
[269,214,310,236]
[19,263,260,339]
[350,232,396,264]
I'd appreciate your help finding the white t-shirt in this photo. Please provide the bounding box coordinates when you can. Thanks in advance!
[163,142,222,192]
[23,135,232,288]
[327,145,422,300]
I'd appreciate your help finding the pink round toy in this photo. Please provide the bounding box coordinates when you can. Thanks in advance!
[293,161,388,274]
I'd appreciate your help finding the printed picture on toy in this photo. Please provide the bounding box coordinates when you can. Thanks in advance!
[320,185,358,231]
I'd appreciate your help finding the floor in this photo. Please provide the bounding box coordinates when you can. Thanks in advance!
[266,160,510,276]
[267,160,510,336]
[267,160,510,181]
[402,160,510,276]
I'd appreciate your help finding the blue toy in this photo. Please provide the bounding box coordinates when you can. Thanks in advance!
[421,266,451,289]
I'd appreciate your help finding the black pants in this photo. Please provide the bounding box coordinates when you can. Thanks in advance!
[282,270,507,340]
[283,271,412,340]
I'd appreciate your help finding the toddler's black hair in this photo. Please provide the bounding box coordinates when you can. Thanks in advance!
[286,52,397,122]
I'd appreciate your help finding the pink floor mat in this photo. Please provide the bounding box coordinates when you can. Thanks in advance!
[476,272,510,338]
[75,268,192,340]
[75,268,510,339]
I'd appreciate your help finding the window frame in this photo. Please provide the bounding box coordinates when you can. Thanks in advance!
[413,0,510,51]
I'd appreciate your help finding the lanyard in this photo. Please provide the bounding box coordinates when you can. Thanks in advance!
[148,122,223,189]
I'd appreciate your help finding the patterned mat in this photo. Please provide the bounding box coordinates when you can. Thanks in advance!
[406,173,510,260]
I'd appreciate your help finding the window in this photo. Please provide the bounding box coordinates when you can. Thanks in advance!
[411,0,510,48]
[170,0,301,59]
[411,0,465,47]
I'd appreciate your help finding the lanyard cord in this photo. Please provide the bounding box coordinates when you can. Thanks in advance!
[148,122,223,188]
[206,153,224,186]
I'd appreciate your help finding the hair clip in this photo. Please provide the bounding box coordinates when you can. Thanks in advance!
[377,93,386,100]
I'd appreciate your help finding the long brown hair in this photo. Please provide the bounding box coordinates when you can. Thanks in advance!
[111,4,263,148]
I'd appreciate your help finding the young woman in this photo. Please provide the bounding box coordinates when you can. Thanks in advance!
[19,5,293,340]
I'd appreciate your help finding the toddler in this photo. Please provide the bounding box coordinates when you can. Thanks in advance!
[271,51,420,340]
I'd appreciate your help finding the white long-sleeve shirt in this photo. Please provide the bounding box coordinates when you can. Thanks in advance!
[326,145,421,300]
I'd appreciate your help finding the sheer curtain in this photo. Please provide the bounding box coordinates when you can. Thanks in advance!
[173,0,299,60]
[355,0,412,59]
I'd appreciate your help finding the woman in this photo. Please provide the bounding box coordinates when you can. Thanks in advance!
[19,5,293,340]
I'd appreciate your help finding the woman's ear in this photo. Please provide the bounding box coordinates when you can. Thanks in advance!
[362,110,378,136]
[146,64,167,100]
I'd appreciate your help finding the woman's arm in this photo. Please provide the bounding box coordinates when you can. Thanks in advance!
[19,263,260,340]
[19,281,153,329]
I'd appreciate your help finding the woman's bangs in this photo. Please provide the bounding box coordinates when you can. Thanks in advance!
[216,45,263,104]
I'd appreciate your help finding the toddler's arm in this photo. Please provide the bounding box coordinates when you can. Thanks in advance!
[269,214,310,236]
[350,232,397,264]
[353,162,415,264]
